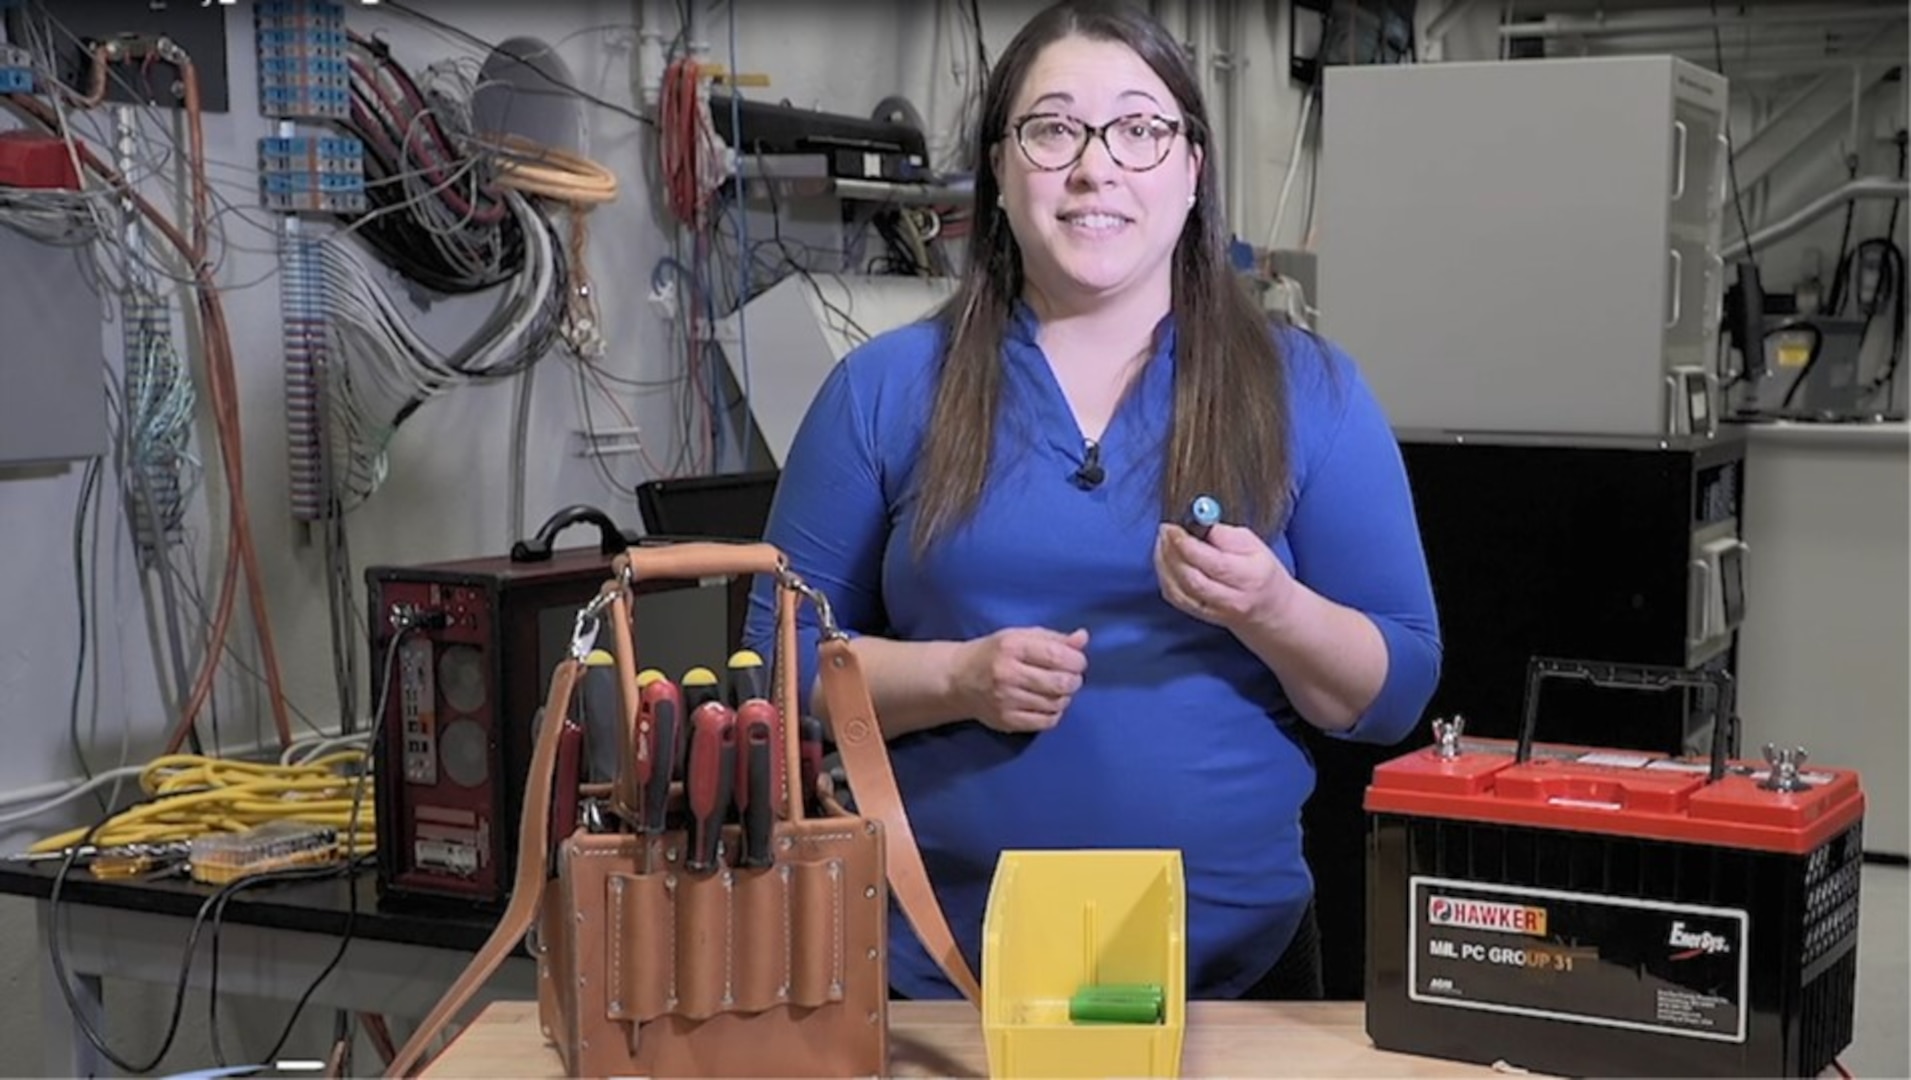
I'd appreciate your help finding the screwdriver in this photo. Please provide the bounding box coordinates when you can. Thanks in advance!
[726,649,768,707]
[684,700,737,872]
[578,649,621,785]
[733,700,776,868]
[679,667,719,774]
[634,669,683,838]
[727,649,789,814]
[1183,495,1222,541]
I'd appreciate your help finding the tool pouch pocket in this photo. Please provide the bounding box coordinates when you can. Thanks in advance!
[539,815,887,1078]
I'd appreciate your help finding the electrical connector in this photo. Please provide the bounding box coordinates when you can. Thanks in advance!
[189,822,341,885]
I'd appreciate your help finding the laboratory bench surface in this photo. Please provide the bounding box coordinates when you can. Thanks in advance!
[419,999,1526,1078]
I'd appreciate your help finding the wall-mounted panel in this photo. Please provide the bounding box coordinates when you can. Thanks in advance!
[0,224,106,467]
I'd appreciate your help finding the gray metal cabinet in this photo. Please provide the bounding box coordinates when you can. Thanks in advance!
[1316,55,1729,438]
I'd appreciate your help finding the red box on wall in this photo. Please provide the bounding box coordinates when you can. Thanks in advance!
[0,131,81,190]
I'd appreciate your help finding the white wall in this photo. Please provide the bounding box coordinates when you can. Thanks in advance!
[0,2,1313,1071]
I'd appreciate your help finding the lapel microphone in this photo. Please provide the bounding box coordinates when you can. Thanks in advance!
[1072,439,1105,490]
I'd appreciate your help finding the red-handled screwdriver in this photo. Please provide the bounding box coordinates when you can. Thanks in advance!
[635,670,682,836]
[684,700,736,872]
[734,700,776,868]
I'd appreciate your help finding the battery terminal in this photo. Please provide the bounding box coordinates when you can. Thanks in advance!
[1759,743,1813,793]
[1431,716,1466,760]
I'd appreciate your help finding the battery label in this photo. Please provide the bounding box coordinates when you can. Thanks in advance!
[1409,876,1748,1043]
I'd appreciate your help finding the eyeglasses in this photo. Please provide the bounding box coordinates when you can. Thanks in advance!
[1007,112,1185,173]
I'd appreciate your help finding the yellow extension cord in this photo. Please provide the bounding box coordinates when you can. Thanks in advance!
[30,751,377,857]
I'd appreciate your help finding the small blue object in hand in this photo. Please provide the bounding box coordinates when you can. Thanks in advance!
[1184,495,1222,540]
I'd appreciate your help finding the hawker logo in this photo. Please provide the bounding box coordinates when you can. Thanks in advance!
[1427,896,1548,937]
[1668,921,1732,959]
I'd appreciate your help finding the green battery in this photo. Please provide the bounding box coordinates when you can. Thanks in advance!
[1068,983,1164,1024]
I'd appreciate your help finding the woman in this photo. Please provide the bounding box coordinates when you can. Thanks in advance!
[744,0,1440,1001]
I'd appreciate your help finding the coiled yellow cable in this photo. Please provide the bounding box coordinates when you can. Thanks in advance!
[31,752,377,856]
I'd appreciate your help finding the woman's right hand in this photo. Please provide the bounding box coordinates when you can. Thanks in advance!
[951,626,1091,733]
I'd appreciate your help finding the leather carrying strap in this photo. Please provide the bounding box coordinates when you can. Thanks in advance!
[385,657,581,1078]
[819,638,982,1001]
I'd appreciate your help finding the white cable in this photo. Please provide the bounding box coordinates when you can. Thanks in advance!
[0,766,145,825]
[279,733,372,766]
[316,191,559,507]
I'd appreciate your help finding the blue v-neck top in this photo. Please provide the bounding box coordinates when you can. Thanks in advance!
[744,304,1441,999]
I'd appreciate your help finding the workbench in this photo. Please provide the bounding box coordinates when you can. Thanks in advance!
[419,999,1522,1077]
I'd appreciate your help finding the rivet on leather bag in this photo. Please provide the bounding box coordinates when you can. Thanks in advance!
[386,541,979,1078]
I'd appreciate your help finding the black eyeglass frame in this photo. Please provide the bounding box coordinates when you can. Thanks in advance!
[1004,111,1188,173]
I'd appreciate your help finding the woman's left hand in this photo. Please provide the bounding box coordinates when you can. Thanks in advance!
[1154,522,1297,632]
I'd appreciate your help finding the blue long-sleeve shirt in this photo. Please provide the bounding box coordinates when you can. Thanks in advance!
[744,303,1441,999]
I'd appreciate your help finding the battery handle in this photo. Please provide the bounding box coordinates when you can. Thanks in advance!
[1515,657,1737,783]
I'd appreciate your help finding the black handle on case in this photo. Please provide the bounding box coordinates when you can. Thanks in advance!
[1515,656,1737,783]
[510,504,637,562]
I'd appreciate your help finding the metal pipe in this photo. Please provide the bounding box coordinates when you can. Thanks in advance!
[1221,0,1247,234]
[1726,58,1902,80]
[1553,30,1903,55]
[1721,176,1908,261]
[1501,7,1900,37]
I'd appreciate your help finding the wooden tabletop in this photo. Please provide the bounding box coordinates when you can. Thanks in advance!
[420,1000,1518,1077]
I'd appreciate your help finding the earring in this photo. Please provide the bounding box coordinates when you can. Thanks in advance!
[996,194,1006,210]
[1187,194,1197,207]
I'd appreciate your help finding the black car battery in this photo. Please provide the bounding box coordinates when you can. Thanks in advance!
[1363,659,1866,1078]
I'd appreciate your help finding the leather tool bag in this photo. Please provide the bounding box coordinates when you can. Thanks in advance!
[387,541,980,1078]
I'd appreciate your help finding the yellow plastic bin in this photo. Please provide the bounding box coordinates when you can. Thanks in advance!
[980,849,1187,1078]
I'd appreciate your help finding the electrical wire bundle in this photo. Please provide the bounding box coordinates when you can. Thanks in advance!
[658,56,727,228]
[120,285,200,554]
[488,132,620,359]
[26,751,376,858]
[0,183,101,245]
[343,30,524,294]
[318,188,567,508]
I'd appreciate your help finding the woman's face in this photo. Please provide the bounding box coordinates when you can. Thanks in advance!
[993,34,1202,316]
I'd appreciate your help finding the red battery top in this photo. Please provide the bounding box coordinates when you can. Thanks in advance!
[1365,735,1865,855]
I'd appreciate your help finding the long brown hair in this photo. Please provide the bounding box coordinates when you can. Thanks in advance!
[911,0,1292,557]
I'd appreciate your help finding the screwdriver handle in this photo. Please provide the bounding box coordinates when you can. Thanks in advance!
[579,658,622,787]
[726,649,768,709]
[681,666,720,712]
[685,701,736,872]
[638,677,683,834]
[735,701,776,868]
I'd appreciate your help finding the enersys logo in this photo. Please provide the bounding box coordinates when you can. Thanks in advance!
[1667,920,1732,959]
[1428,896,1548,937]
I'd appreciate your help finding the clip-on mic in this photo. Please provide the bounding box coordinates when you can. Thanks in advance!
[1072,440,1105,490]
